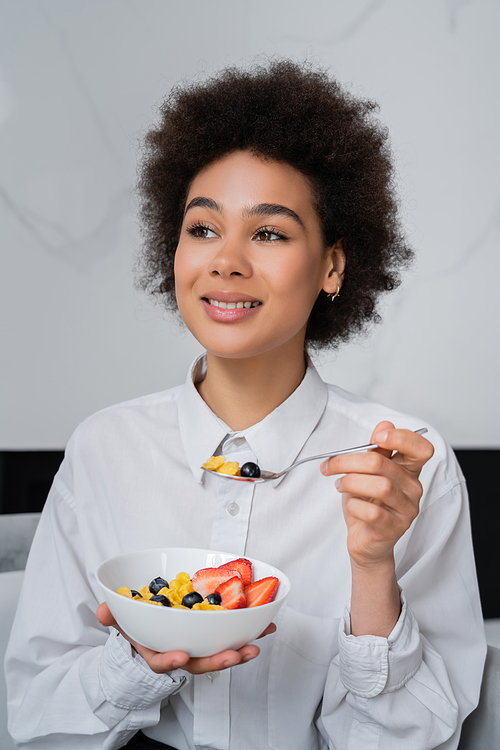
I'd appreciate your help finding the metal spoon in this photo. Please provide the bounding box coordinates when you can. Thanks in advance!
[202,427,429,484]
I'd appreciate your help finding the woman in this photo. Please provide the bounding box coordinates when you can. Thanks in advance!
[6,60,485,750]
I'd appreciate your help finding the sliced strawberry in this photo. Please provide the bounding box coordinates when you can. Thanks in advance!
[245,576,279,607]
[218,558,253,587]
[215,576,247,609]
[191,568,242,599]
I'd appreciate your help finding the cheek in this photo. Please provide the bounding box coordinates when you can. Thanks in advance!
[268,253,322,312]
[173,243,187,283]
[173,245,198,304]
[173,253,183,308]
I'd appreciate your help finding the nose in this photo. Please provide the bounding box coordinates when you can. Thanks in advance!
[208,237,252,279]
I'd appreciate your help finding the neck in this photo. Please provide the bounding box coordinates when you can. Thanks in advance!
[197,342,308,431]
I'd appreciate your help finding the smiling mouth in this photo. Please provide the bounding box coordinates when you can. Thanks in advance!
[206,299,261,309]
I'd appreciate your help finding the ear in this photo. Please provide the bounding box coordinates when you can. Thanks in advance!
[322,239,345,295]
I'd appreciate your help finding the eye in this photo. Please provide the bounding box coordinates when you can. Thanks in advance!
[186,222,218,239]
[253,227,287,242]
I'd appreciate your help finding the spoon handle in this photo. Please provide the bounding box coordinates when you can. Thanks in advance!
[274,427,428,479]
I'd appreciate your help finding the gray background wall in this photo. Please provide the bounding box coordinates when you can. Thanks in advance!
[1,0,499,449]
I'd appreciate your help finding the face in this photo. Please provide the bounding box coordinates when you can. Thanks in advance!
[174,150,344,361]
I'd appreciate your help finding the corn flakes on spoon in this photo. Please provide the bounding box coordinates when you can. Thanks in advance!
[202,428,428,483]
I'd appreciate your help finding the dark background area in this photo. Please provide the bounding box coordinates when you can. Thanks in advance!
[0,449,498,618]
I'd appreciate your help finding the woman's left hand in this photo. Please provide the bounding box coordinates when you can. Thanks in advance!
[321,421,434,569]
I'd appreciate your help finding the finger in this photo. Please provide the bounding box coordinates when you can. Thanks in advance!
[336,471,419,514]
[257,622,276,638]
[96,602,118,628]
[140,649,191,673]
[372,428,434,474]
[343,491,418,534]
[321,421,395,476]
[235,644,261,663]
[184,645,261,675]
[323,446,400,483]
[322,428,433,480]
[370,420,395,460]
[343,494,396,527]
[334,449,424,501]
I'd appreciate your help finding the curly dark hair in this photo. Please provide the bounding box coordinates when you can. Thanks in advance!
[136,59,412,349]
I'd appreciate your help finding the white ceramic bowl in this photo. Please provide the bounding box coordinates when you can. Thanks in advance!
[97,547,290,657]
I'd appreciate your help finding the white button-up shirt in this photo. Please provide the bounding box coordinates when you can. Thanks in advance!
[5,356,486,750]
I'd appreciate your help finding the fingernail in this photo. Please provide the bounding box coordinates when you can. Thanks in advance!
[335,478,341,491]
[320,461,327,474]
[172,661,181,669]
[243,654,256,662]
[223,660,237,669]
[375,431,388,444]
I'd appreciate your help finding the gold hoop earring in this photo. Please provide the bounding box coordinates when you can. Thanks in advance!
[327,286,340,301]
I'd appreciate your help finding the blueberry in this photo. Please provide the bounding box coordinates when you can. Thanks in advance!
[149,577,169,594]
[240,462,261,478]
[206,592,222,606]
[150,595,171,606]
[130,590,142,598]
[181,591,203,608]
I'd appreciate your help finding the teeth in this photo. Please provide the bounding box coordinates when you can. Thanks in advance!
[208,299,260,309]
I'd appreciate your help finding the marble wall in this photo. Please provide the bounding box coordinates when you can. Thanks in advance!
[1,0,499,448]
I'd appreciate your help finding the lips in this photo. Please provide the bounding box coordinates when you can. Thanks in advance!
[201,296,262,322]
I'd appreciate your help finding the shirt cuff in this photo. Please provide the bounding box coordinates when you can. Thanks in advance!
[338,589,423,698]
[99,631,189,709]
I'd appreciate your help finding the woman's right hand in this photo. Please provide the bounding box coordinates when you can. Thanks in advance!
[96,602,274,675]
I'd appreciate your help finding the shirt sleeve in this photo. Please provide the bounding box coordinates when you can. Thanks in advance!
[337,589,423,698]
[4,458,190,750]
[319,476,486,750]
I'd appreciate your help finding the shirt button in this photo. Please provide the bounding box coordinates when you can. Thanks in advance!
[234,437,245,445]
[227,502,240,516]
[206,671,220,681]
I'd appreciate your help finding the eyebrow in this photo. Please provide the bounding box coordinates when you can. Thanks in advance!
[184,197,304,229]
[242,203,304,228]
[184,197,222,215]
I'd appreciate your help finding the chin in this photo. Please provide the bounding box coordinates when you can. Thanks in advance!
[184,317,308,362]
[205,344,273,360]
[204,334,305,362]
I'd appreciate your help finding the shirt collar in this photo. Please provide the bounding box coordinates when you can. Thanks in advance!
[177,354,328,486]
